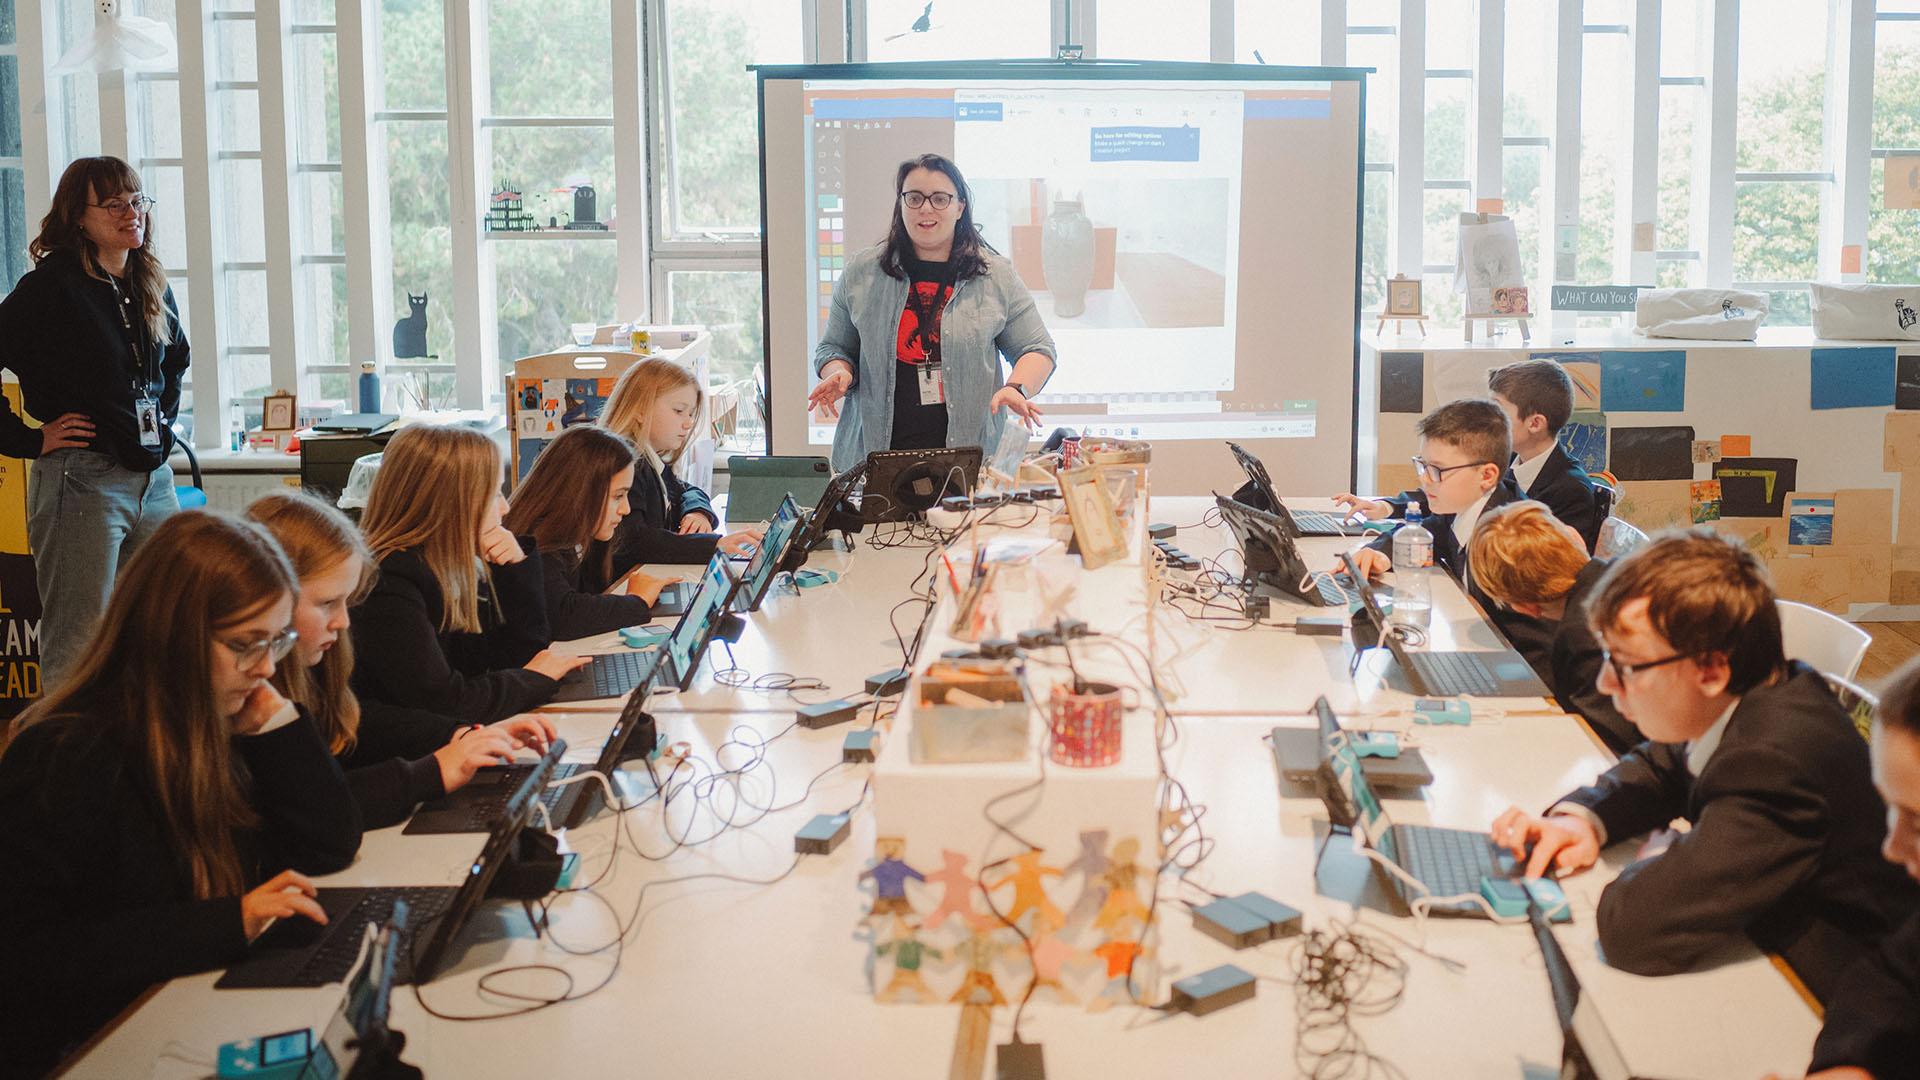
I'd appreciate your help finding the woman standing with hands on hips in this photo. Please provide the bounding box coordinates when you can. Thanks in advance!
[0,157,191,692]
[807,154,1056,470]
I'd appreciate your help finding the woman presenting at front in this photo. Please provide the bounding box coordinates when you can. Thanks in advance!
[806,153,1055,470]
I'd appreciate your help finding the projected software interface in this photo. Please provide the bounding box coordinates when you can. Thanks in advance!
[796,77,1359,447]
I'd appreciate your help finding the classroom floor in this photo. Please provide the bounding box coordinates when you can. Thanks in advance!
[1859,623,1920,685]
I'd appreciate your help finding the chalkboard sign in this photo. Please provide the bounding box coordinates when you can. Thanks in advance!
[1551,284,1644,312]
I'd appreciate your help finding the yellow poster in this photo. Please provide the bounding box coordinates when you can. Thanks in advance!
[0,384,32,555]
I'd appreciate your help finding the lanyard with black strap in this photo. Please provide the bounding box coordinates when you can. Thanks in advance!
[108,274,163,448]
[906,259,957,407]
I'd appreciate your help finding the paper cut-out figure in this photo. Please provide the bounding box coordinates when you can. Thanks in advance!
[922,849,994,932]
[949,931,1014,1006]
[1093,837,1150,930]
[860,837,926,918]
[1023,924,1084,1005]
[985,849,1064,931]
[875,916,943,1003]
[1087,933,1150,1013]
[1062,829,1111,927]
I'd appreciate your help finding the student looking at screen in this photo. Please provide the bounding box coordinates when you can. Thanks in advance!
[506,425,675,640]
[1796,655,1920,1079]
[247,491,557,829]
[351,424,588,725]
[1466,500,1633,754]
[805,153,1055,470]
[1490,531,1919,1002]
[597,357,763,568]
[0,511,361,1077]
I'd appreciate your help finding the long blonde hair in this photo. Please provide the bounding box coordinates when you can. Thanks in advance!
[247,491,374,755]
[359,424,501,634]
[598,358,703,466]
[32,156,173,345]
[7,511,296,898]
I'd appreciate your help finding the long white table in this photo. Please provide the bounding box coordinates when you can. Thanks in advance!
[67,497,1818,1079]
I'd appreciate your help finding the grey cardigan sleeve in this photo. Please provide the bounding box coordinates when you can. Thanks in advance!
[813,276,863,391]
[991,269,1057,387]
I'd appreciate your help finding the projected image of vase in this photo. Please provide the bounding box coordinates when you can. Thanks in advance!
[1042,198,1095,318]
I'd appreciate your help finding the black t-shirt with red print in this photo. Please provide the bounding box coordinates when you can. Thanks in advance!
[891,255,952,451]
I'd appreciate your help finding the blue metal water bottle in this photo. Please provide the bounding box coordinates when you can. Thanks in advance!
[358,361,380,412]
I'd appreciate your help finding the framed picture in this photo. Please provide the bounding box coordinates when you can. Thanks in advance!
[1385,275,1422,317]
[1493,286,1530,314]
[262,392,297,433]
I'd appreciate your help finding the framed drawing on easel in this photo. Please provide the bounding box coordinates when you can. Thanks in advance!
[1377,275,1427,337]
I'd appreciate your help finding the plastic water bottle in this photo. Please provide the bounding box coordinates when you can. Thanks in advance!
[1389,502,1434,630]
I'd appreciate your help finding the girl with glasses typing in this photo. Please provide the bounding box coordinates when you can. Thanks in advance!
[0,156,192,696]
[806,153,1057,470]
[0,512,362,1078]
[247,491,557,830]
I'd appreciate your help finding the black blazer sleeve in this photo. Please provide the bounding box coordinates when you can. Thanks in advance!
[668,467,719,529]
[538,548,655,641]
[607,470,722,571]
[341,698,465,767]
[482,538,553,670]
[1809,912,1920,1076]
[1570,740,1829,978]
[1529,450,1602,553]
[159,286,190,424]
[352,564,558,725]
[236,707,362,874]
[1551,626,1638,756]
[345,754,446,831]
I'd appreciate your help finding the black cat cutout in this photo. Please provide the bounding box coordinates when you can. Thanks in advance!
[393,292,437,359]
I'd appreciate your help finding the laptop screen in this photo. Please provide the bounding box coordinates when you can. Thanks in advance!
[1318,699,1398,862]
[1228,441,1282,511]
[664,554,735,689]
[734,495,802,613]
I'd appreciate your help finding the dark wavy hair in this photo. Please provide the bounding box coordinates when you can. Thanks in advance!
[878,153,989,282]
[31,156,173,345]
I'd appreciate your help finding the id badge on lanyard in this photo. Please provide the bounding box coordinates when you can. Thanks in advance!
[113,278,162,446]
[911,271,953,407]
[916,362,945,406]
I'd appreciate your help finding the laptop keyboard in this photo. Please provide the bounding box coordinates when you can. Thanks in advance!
[1312,574,1348,606]
[447,763,579,830]
[586,651,658,698]
[1290,509,1350,534]
[303,887,454,985]
[227,885,456,988]
[1391,824,1509,902]
[1407,651,1501,696]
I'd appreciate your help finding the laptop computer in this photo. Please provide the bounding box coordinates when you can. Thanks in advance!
[1530,903,1675,1080]
[1226,441,1357,537]
[732,494,803,614]
[407,678,660,834]
[291,900,408,1079]
[859,446,983,523]
[1215,494,1347,607]
[551,552,744,703]
[725,455,832,524]
[1338,551,1550,698]
[1312,696,1517,917]
[218,738,566,989]
[1271,694,1433,791]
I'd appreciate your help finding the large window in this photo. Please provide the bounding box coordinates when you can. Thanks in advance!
[0,0,26,289]
[1870,6,1920,283]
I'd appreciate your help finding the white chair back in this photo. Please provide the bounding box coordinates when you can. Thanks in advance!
[1777,599,1870,681]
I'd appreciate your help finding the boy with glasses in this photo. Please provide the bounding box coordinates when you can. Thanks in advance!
[1491,531,1917,1002]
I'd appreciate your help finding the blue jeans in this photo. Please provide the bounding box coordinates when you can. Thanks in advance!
[26,449,180,693]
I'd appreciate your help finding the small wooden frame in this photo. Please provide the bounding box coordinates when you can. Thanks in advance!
[1376,274,1428,336]
[261,390,297,433]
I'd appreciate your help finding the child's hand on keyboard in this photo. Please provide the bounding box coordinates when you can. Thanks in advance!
[485,714,556,753]
[525,649,592,681]
[242,870,326,941]
[435,729,523,793]
[1332,493,1393,521]
[623,567,673,606]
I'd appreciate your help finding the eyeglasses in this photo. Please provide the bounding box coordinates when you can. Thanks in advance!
[900,190,957,210]
[220,627,299,669]
[90,194,156,215]
[1599,647,1692,684]
[1410,456,1495,484]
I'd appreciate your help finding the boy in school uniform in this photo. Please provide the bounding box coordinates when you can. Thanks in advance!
[1487,358,1602,553]
[1492,531,1919,1004]
[1800,655,1920,1078]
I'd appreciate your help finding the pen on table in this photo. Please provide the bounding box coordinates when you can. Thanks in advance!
[941,551,964,597]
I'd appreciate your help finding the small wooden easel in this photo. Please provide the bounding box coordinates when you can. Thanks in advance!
[1462,311,1531,343]
[1375,313,1429,337]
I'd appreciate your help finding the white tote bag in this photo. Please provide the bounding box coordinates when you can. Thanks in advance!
[1810,283,1920,341]
[1633,288,1769,340]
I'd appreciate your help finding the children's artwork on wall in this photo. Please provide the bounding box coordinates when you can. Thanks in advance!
[1690,480,1722,523]
[1714,457,1799,519]
[1714,516,1789,563]
[1787,493,1836,548]
[1834,488,1895,546]
[1769,556,1852,615]
[1810,347,1896,410]
[1538,353,1603,411]
[1831,543,1894,605]
[1720,434,1753,457]
[1894,545,1920,604]
[1600,350,1687,412]
[510,375,618,479]
[1886,413,1920,472]
[1556,410,1607,475]
[1691,440,1722,464]
[1613,479,1692,532]
[1897,354,1920,411]
[859,837,926,920]
[1609,425,1695,481]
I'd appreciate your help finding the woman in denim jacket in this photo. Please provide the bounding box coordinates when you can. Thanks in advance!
[807,154,1055,471]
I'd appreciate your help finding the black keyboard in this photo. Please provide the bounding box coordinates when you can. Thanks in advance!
[403,763,580,834]
[1390,824,1512,904]
[219,885,455,988]
[1312,573,1348,607]
[651,580,697,616]
[1407,651,1501,696]
[585,651,659,698]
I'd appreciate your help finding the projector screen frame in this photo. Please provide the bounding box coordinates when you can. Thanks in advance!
[752,58,1369,493]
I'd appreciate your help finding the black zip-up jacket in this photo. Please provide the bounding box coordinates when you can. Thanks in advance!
[0,248,191,470]
[349,539,558,725]
[0,707,361,1077]
[537,545,656,640]
[600,458,721,571]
